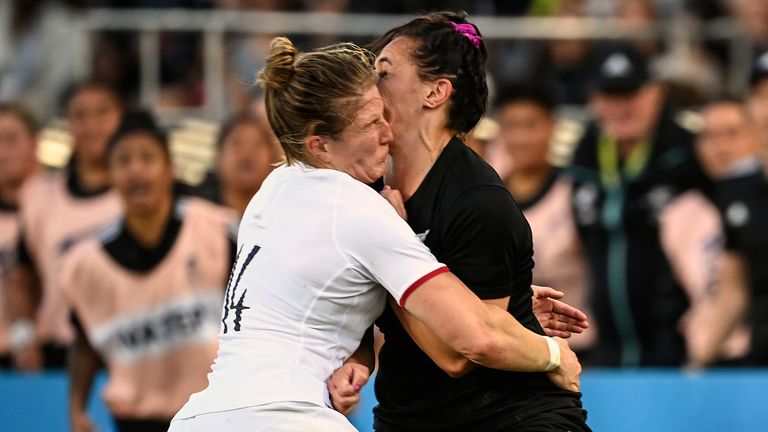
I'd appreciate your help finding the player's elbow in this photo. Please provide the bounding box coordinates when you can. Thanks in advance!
[439,356,475,378]
[456,332,502,367]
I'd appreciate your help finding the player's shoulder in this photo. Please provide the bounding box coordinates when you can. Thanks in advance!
[444,139,504,188]
[716,170,767,206]
[177,196,239,239]
[334,172,389,208]
[61,232,105,277]
[178,195,237,221]
[19,172,64,203]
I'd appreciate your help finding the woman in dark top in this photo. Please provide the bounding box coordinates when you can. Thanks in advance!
[329,11,589,432]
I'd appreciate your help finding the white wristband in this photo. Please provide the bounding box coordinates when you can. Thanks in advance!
[544,336,561,372]
[9,319,36,352]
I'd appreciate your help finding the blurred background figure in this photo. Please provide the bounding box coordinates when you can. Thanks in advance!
[491,81,595,357]
[193,112,278,215]
[567,44,710,367]
[543,0,594,105]
[3,1,768,430]
[726,0,768,50]
[0,103,39,369]
[8,81,123,370]
[747,49,768,161]
[464,117,498,160]
[683,98,765,368]
[63,111,236,432]
[0,0,89,120]
[615,0,661,57]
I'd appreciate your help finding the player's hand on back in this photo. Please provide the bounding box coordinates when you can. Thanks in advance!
[327,361,371,416]
[546,337,581,393]
[381,185,407,220]
[531,285,589,338]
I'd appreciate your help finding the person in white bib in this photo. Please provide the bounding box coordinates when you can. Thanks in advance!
[169,37,581,432]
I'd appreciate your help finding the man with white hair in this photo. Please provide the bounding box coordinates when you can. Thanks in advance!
[567,44,711,367]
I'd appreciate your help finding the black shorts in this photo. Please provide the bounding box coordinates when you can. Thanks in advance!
[375,394,591,432]
[115,417,171,432]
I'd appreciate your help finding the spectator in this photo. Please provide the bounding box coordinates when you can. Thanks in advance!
[0,0,88,120]
[567,44,711,367]
[684,98,765,367]
[0,103,39,368]
[91,32,140,107]
[64,111,235,432]
[545,0,594,104]
[493,81,595,356]
[747,49,768,159]
[8,81,123,370]
[615,0,661,57]
[727,0,768,50]
[193,112,278,215]
[464,117,498,160]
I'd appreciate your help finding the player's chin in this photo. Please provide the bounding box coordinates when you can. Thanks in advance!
[356,167,385,185]
[371,160,388,181]
[124,194,161,216]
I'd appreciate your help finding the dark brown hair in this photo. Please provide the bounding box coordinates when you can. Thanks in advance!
[0,102,39,136]
[371,11,488,134]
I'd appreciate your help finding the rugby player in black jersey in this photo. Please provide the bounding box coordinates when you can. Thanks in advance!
[329,12,590,432]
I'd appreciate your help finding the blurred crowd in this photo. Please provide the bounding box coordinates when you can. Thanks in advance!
[2,0,768,428]
[2,0,768,117]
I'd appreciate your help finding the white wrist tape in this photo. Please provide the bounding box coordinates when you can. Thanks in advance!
[544,336,561,372]
[9,319,36,352]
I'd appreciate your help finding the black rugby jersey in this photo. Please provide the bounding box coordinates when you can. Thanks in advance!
[567,105,711,367]
[715,168,768,364]
[373,137,588,432]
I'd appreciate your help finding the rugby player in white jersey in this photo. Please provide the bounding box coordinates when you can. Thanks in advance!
[170,37,581,432]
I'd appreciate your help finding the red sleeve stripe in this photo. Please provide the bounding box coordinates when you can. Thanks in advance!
[399,266,450,307]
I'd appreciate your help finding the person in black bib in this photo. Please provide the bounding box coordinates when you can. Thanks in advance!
[329,12,590,432]
[0,103,40,369]
[65,111,236,432]
[685,99,768,367]
[9,81,124,370]
[714,168,768,364]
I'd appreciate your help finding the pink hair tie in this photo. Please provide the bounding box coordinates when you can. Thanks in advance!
[450,22,482,49]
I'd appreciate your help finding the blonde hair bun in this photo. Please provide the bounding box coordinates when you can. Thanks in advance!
[258,37,297,92]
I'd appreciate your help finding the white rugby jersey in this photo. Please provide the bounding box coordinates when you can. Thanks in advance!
[175,163,446,419]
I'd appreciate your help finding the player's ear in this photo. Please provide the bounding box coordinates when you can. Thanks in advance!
[306,135,331,165]
[424,78,453,109]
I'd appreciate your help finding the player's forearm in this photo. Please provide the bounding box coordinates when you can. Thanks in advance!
[8,265,40,320]
[390,297,475,377]
[345,326,375,373]
[68,329,100,415]
[467,303,552,372]
[403,272,555,374]
[696,257,748,365]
